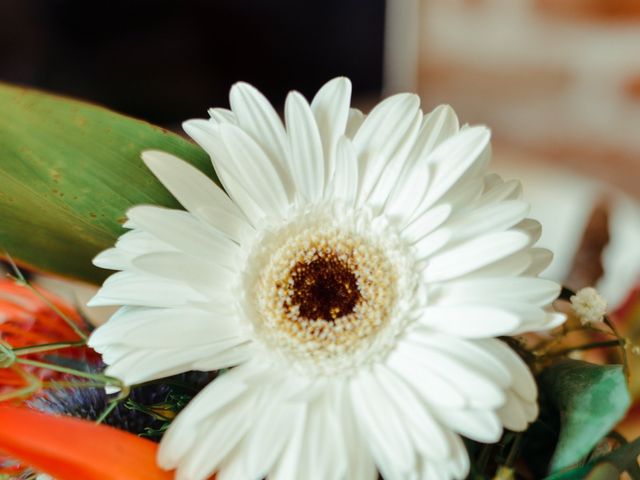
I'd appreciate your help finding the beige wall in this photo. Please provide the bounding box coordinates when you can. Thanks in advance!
[387,0,640,197]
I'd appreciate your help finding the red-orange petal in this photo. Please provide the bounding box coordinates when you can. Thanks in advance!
[0,406,174,480]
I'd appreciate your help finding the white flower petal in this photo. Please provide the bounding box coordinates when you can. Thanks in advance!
[88,271,205,307]
[435,408,502,443]
[499,391,537,431]
[383,160,432,225]
[104,343,243,386]
[269,404,308,480]
[207,107,236,124]
[353,93,421,205]
[402,204,452,244]
[463,250,534,279]
[436,277,561,307]
[525,247,554,276]
[476,339,537,401]
[399,341,506,408]
[478,178,522,206]
[448,200,530,241]
[311,77,352,186]
[407,104,460,163]
[132,251,234,293]
[350,370,416,479]
[423,231,531,283]
[326,136,359,205]
[514,218,542,245]
[217,123,290,219]
[345,108,365,138]
[189,343,253,371]
[141,150,251,242]
[418,127,491,213]
[126,205,240,270]
[229,82,290,189]
[374,364,452,460]
[244,398,299,479]
[177,395,254,480]
[298,393,348,480]
[418,305,522,338]
[183,119,267,224]
[387,347,465,409]
[89,306,242,349]
[408,331,511,389]
[93,247,131,271]
[413,228,453,261]
[364,111,423,211]
[285,91,325,203]
[108,228,176,261]
[159,363,264,469]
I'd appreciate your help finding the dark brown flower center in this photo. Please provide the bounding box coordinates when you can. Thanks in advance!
[289,254,361,321]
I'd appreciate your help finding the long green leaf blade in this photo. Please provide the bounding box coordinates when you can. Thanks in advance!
[0,83,214,284]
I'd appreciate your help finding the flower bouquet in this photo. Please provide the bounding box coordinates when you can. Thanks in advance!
[0,78,639,479]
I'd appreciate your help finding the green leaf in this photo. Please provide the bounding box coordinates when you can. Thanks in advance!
[584,463,620,480]
[544,462,615,480]
[541,360,631,472]
[544,437,640,480]
[0,82,215,284]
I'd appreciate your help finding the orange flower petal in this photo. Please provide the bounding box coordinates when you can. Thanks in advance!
[0,406,174,480]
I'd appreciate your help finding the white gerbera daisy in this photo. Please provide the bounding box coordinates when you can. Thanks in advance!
[88,77,565,480]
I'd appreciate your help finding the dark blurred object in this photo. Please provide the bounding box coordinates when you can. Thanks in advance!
[0,0,384,124]
[565,199,610,292]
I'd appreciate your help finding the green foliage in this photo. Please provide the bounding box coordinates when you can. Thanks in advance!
[541,360,631,473]
[0,82,214,284]
[544,436,640,479]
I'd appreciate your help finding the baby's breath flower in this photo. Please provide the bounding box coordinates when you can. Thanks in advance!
[570,287,608,326]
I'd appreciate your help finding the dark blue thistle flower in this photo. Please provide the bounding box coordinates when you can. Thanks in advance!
[29,371,212,441]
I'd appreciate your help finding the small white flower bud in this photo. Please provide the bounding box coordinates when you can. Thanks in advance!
[570,287,608,326]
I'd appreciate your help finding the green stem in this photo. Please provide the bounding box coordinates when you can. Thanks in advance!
[13,340,87,356]
[504,434,523,468]
[476,443,493,475]
[603,315,630,380]
[4,253,88,341]
[96,399,120,424]
[41,380,107,389]
[547,339,622,358]
[96,386,131,424]
[0,366,41,402]
[15,358,121,387]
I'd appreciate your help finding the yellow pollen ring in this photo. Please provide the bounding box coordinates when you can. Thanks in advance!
[254,227,398,362]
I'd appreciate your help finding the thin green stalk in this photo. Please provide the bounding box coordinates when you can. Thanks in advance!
[546,339,623,358]
[96,386,131,424]
[603,315,630,380]
[16,357,121,388]
[13,340,87,356]
[504,434,523,468]
[4,253,88,341]
[41,380,107,389]
[0,366,41,402]
[96,399,120,424]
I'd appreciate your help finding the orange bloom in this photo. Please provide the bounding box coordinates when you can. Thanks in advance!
[0,406,173,480]
[0,278,95,402]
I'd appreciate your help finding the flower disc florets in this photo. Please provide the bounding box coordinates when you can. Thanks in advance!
[243,208,418,375]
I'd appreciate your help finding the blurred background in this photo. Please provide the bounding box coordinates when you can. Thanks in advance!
[1,0,640,324]
[0,0,385,124]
